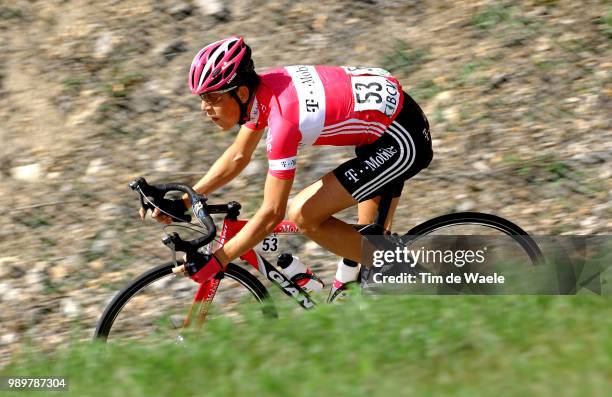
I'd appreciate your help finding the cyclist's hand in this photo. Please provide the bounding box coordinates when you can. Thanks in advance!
[185,253,224,283]
[138,207,167,224]
[150,207,173,224]
[138,197,188,224]
[140,198,191,225]
[139,206,171,224]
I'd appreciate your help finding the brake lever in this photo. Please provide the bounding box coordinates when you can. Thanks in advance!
[162,233,188,275]
[130,178,155,217]
[139,194,151,217]
[162,233,178,266]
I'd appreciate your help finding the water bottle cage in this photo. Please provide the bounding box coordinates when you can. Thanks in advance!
[291,273,324,289]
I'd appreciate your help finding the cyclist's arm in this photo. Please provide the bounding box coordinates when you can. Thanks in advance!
[183,125,264,207]
[214,173,293,266]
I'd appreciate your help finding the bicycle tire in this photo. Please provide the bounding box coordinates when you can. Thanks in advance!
[93,262,276,342]
[402,211,544,265]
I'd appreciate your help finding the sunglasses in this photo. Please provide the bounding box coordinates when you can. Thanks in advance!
[199,86,237,105]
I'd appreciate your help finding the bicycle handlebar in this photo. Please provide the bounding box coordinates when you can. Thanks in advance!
[129,177,217,251]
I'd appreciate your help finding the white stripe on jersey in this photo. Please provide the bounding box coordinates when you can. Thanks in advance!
[268,156,297,171]
[319,131,380,141]
[319,130,383,139]
[285,65,326,146]
[322,118,387,131]
[320,125,386,136]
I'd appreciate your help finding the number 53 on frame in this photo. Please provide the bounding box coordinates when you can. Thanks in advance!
[258,234,279,252]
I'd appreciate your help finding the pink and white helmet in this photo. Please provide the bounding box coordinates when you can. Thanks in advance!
[188,36,252,94]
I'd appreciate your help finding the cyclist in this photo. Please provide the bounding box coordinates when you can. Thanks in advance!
[142,36,433,300]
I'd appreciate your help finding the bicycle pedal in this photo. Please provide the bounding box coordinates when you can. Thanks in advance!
[327,280,358,303]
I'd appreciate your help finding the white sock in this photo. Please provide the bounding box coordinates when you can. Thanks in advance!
[335,259,360,283]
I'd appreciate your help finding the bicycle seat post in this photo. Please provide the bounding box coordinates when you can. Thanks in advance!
[374,190,394,231]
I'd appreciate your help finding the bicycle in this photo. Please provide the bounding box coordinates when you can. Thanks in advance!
[93,177,544,343]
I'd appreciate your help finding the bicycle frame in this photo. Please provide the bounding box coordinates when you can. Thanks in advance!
[185,215,316,329]
[181,190,396,329]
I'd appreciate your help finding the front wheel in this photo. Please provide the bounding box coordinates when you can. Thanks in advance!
[94,262,276,343]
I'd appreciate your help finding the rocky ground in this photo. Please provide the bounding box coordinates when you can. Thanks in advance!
[0,0,610,367]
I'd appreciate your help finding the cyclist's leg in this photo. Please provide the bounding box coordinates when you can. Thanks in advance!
[288,173,405,263]
[353,91,432,234]
[358,194,400,230]
[289,143,422,262]
[288,172,363,262]
[289,92,432,262]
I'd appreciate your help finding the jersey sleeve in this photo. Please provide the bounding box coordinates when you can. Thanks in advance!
[266,117,301,179]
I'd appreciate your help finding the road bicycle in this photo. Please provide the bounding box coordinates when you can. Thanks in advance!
[93,178,543,343]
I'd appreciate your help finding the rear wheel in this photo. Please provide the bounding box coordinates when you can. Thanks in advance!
[362,212,561,293]
[93,262,276,343]
[403,212,543,264]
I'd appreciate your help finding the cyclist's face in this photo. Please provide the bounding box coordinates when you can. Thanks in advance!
[200,91,240,130]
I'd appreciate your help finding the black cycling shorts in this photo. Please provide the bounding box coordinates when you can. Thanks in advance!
[333,93,433,202]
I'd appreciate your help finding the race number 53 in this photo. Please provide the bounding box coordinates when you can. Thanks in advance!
[351,76,400,117]
[260,235,278,252]
[355,81,383,104]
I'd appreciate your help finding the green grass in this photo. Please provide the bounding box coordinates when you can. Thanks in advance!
[0,6,22,20]
[455,58,494,88]
[471,4,540,46]
[61,77,84,96]
[382,40,427,76]
[104,71,146,98]
[597,8,612,39]
[534,59,556,71]
[502,154,587,184]
[410,79,444,102]
[471,4,513,30]
[3,296,611,396]
[17,214,51,229]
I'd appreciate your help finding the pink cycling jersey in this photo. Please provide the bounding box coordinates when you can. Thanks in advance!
[244,65,405,179]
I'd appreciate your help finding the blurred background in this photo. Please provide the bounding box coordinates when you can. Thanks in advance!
[0,0,610,369]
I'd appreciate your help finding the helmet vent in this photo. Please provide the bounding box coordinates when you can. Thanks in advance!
[214,52,225,67]
[222,68,233,79]
[209,75,222,87]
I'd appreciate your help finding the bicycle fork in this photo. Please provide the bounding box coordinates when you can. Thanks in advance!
[174,274,221,331]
